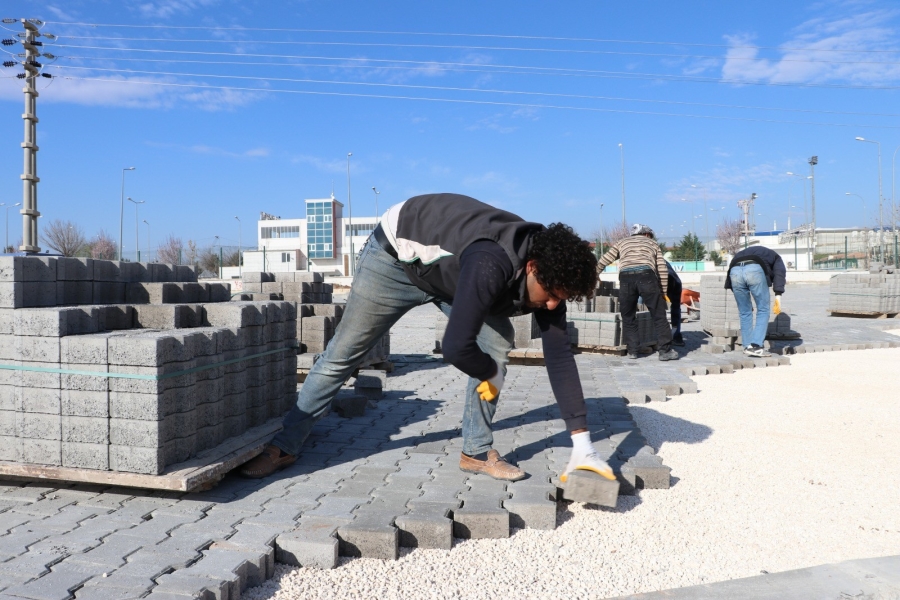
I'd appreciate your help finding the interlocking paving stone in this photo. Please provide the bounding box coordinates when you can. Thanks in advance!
[4,284,896,595]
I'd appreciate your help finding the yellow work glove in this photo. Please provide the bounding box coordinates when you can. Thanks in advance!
[476,368,504,401]
[664,295,670,303]
[773,295,782,315]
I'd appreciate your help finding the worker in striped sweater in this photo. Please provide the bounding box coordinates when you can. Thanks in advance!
[597,224,679,361]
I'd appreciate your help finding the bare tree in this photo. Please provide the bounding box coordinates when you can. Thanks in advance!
[716,217,744,256]
[186,240,199,266]
[157,235,183,264]
[222,249,240,267]
[42,219,88,257]
[90,230,117,260]
[199,247,220,274]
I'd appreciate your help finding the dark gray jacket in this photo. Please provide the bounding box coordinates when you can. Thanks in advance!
[725,246,787,294]
[394,194,543,316]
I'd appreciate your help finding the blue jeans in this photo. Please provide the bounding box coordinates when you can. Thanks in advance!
[271,233,515,457]
[730,264,770,347]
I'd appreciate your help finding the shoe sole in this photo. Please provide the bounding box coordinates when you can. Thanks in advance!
[239,457,297,478]
[459,465,526,481]
[560,466,617,483]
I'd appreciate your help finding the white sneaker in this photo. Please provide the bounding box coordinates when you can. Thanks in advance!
[744,345,771,358]
[560,449,616,483]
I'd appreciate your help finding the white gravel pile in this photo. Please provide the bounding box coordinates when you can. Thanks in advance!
[244,348,900,600]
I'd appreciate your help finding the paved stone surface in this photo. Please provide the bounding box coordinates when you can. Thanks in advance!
[0,281,893,596]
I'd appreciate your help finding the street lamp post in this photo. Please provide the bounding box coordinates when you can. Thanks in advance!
[234,216,242,277]
[856,137,883,260]
[618,143,626,224]
[143,219,150,262]
[787,172,812,269]
[127,197,144,262]
[599,202,604,258]
[846,192,869,268]
[372,186,380,223]
[892,144,899,265]
[119,167,135,260]
[1,202,21,252]
[347,152,354,276]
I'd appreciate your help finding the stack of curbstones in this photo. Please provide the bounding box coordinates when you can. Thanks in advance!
[238,271,333,304]
[0,255,299,475]
[828,273,900,316]
[700,275,797,350]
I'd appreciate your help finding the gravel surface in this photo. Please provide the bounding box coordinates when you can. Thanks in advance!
[244,346,900,600]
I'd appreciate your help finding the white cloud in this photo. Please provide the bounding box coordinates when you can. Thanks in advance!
[0,74,260,111]
[136,0,221,19]
[45,5,78,21]
[664,163,782,206]
[461,171,520,196]
[720,7,900,85]
[291,155,348,174]
[145,141,270,159]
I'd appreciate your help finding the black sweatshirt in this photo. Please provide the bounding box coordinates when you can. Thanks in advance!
[441,240,586,431]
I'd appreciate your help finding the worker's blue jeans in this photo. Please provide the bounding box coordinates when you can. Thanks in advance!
[271,233,514,458]
[730,264,770,348]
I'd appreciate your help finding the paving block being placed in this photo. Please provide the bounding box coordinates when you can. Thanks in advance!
[337,511,399,560]
[332,392,367,418]
[504,484,557,530]
[558,470,620,507]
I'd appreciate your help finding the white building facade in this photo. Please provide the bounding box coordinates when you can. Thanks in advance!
[225,197,379,278]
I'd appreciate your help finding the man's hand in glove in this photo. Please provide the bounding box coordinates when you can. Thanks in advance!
[560,432,616,482]
[773,295,782,315]
[476,368,504,401]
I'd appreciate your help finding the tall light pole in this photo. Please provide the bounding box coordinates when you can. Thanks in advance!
[234,216,242,277]
[119,167,135,260]
[618,143,626,224]
[892,144,899,264]
[808,156,818,266]
[787,172,812,268]
[846,192,869,267]
[1,202,21,252]
[372,186,380,223]
[599,202,604,257]
[127,197,144,261]
[143,219,150,262]
[347,152,354,276]
[856,137,884,260]
[681,198,694,235]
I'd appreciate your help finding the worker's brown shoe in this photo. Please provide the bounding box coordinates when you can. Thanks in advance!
[459,450,526,481]
[239,445,296,478]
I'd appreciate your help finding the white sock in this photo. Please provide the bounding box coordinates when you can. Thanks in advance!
[571,431,592,453]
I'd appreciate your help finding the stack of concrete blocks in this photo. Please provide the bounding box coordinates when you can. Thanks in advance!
[240,271,334,304]
[566,313,622,347]
[511,314,540,349]
[0,256,298,475]
[700,275,795,349]
[829,273,900,315]
[297,302,389,366]
[594,281,621,313]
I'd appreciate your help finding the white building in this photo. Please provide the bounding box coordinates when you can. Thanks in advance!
[223,196,378,279]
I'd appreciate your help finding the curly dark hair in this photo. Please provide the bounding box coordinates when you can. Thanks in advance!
[527,223,597,301]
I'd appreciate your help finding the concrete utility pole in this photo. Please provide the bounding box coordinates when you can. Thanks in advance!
[234,216,242,277]
[119,167,135,260]
[809,156,818,266]
[599,202,604,258]
[618,143,626,224]
[3,19,57,253]
[127,198,144,261]
[372,186,380,223]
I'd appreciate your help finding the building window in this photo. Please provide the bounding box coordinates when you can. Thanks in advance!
[281,252,291,263]
[261,225,299,239]
[345,223,375,237]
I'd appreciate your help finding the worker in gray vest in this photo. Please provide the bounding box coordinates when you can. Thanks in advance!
[241,194,617,484]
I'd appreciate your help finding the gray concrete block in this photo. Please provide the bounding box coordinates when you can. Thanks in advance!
[132,304,202,329]
[92,281,126,305]
[0,282,23,308]
[0,256,24,282]
[206,283,231,303]
[0,435,22,461]
[62,416,108,444]
[98,305,134,330]
[57,257,94,281]
[559,470,620,507]
[24,281,56,307]
[109,445,166,474]
[175,265,197,282]
[62,441,109,470]
[355,369,386,388]
[504,488,557,530]
[276,524,340,569]
[395,511,453,549]
[680,381,699,394]
[337,512,399,560]
[21,256,57,282]
[332,393,367,418]
[23,438,61,465]
[108,331,191,366]
[56,281,93,305]
[453,500,509,539]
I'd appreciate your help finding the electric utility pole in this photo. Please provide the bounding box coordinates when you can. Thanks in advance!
[2,18,56,254]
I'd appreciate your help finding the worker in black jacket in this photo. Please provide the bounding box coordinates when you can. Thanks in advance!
[241,194,616,484]
[724,246,787,357]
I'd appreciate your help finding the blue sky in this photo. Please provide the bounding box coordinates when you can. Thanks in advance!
[0,0,898,256]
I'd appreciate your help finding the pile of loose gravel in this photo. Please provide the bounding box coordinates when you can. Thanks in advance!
[244,347,900,600]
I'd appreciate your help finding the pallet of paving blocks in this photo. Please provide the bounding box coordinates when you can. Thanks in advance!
[828,273,900,317]
[0,256,300,490]
[699,275,799,351]
[237,271,334,303]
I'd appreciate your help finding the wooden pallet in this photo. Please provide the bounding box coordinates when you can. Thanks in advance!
[828,310,898,319]
[297,360,394,383]
[0,419,282,492]
[508,348,546,365]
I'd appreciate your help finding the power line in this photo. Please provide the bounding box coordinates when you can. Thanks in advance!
[51,45,900,90]
[48,64,900,118]
[44,21,900,54]
[57,75,900,129]
[52,37,900,65]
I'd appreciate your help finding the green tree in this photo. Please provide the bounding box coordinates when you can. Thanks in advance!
[708,250,723,266]
[671,232,706,261]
